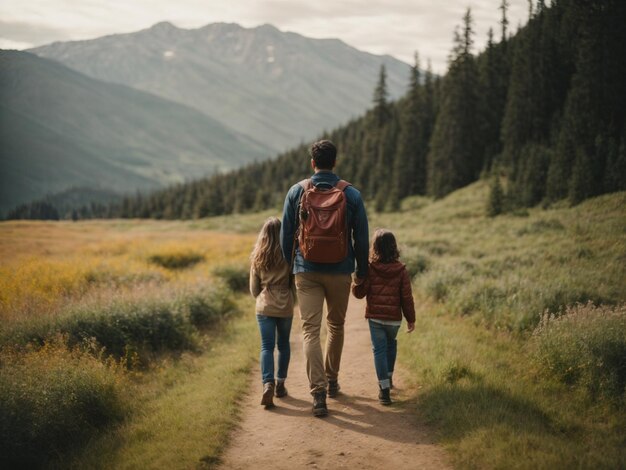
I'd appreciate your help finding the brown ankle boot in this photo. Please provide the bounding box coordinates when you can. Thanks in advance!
[275,381,287,398]
[261,382,275,408]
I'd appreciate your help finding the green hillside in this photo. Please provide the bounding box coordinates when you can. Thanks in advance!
[0,50,272,213]
[375,184,626,467]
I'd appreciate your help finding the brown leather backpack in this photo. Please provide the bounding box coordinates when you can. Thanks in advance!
[296,178,351,263]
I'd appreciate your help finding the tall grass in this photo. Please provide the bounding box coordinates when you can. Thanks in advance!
[383,186,626,468]
[148,250,204,270]
[64,303,259,470]
[0,338,127,468]
[0,219,260,467]
[533,302,626,401]
[1,284,238,363]
[374,184,626,331]
[398,302,626,469]
[212,264,250,293]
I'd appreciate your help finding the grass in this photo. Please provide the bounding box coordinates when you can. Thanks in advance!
[148,251,204,270]
[374,182,626,331]
[0,219,262,467]
[0,338,128,468]
[385,183,626,468]
[212,264,250,293]
[398,301,626,469]
[2,184,625,468]
[62,300,258,469]
[0,220,256,322]
[532,302,626,401]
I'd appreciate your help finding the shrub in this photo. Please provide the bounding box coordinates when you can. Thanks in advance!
[486,176,504,217]
[0,286,238,362]
[517,218,565,236]
[148,251,204,270]
[178,289,237,328]
[419,266,470,302]
[62,301,196,357]
[403,251,431,278]
[532,302,626,401]
[0,339,127,467]
[213,264,249,293]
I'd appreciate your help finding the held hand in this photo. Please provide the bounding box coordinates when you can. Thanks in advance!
[406,322,415,333]
[352,275,365,286]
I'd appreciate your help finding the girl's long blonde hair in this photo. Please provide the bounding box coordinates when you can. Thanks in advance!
[250,217,284,272]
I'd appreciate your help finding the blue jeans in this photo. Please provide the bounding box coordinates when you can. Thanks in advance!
[368,319,400,389]
[257,315,293,384]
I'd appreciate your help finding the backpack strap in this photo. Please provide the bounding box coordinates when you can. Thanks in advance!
[299,178,351,191]
[335,180,352,191]
[298,178,313,191]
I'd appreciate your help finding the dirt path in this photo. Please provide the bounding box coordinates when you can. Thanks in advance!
[219,297,450,469]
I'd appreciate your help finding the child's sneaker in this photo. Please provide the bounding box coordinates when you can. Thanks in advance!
[379,387,392,405]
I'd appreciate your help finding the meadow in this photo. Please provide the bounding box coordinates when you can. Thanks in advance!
[0,219,261,467]
[377,182,626,468]
[1,184,625,468]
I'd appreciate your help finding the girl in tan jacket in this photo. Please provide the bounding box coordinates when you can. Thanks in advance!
[352,229,415,405]
[250,217,295,408]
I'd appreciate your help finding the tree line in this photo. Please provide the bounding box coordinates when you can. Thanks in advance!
[8,0,626,220]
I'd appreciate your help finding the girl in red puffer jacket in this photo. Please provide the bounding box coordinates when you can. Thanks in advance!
[351,229,415,405]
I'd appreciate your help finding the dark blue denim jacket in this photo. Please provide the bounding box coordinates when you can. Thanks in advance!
[280,170,369,278]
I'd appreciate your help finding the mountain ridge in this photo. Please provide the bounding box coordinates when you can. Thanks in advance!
[29,21,411,154]
[0,50,272,213]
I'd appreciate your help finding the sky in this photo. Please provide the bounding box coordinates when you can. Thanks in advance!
[0,0,528,73]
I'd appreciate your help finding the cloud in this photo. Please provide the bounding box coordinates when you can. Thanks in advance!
[0,20,71,45]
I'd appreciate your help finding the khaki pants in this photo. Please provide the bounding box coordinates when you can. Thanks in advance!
[295,272,351,395]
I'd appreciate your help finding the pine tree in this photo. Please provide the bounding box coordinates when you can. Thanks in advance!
[373,65,391,127]
[604,131,626,193]
[478,28,507,172]
[500,0,510,42]
[515,143,551,206]
[427,8,481,198]
[568,148,594,205]
[487,174,504,217]
[389,52,423,210]
[546,0,626,202]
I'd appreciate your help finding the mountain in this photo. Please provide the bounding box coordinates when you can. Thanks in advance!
[30,22,411,154]
[0,50,272,213]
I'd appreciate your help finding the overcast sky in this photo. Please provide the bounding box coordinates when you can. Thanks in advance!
[0,0,528,73]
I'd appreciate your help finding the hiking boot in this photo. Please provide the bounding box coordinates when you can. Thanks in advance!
[312,391,328,417]
[275,381,287,398]
[327,380,340,398]
[379,387,392,405]
[261,382,275,408]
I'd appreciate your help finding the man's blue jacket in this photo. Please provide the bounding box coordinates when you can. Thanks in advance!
[280,170,369,279]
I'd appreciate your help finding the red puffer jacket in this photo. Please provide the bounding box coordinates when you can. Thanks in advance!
[352,261,415,323]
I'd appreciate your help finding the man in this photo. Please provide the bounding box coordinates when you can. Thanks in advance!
[280,139,369,417]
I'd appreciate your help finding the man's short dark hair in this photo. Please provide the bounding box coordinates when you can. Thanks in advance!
[309,140,337,170]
